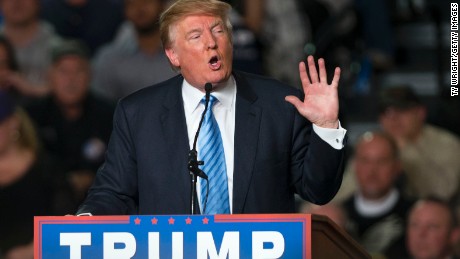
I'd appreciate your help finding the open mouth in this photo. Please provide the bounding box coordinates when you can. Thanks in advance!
[208,55,221,70]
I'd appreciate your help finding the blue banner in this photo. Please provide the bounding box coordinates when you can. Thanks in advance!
[35,214,311,259]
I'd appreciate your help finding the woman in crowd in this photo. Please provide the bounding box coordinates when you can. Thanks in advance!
[0,91,66,259]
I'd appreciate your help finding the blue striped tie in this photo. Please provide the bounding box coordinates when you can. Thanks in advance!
[198,95,230,214]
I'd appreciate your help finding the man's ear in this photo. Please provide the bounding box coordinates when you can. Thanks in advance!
[416,106,427,122]
[165,48,180,67]
[450,226,460,247]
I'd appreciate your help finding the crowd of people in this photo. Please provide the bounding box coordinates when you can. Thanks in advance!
[300,85,460,258]
[0,0,458,258]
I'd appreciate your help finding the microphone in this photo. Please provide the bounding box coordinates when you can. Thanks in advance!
[188,83,212,214]
[188,83,213,179]
[188,150,207,179]
[205,82,212,103]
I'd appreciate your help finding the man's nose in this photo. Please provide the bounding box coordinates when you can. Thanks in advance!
[205,33,217,49]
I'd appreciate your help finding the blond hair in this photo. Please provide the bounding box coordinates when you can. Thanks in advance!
[14,108,40,154]
[159,0,233,49]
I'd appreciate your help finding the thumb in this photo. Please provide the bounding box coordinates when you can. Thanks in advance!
[285,95,303,110]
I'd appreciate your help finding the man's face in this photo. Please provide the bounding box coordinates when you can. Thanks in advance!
[354,135,400,200]
[125,0,163,33]
[0,0,39,26]
[50,56,90,107]
[407,202,453,259]
[165,15,233,90]
[379,106,425,143]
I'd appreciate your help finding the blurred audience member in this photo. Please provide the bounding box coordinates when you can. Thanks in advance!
[0,90,63,258]
[404,198,460,259]
[259,0,308,87]
[40,0,124,56]
[224,0,308,86]
[26,40,114,210]
[0,0,61,100]
[0,35,42,107]
[379,86,460,201]
[220,0,264,75]
[352,0,395,69]
[342,131,413,257]
[92,0,176,102]
[0,36,19,90]
[334,85,460,204]
[228,8,264,75]
[222,0,264,35]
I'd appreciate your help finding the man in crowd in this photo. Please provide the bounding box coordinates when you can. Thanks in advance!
[379,86,460,201]
[26,40,114,212]
[341,131,413,257]
[405,198,460,259]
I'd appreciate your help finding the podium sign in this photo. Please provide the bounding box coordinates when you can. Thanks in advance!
[35,214,311,259]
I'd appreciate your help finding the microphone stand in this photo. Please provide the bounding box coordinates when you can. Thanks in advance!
[188,83,212,214]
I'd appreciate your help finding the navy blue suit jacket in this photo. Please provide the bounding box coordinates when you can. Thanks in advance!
[77,71,345,215]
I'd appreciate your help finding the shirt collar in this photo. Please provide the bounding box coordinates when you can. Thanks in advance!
[355,188,400,217]
[182,76,236,115]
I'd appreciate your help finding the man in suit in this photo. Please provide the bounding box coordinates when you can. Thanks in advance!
[77,0,347,215]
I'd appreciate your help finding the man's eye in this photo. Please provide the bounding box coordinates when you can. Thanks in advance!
[213,28,224,34]
[189,34,200,40]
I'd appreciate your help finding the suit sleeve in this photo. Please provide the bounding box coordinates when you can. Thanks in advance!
[290,106,346,205]
[76,101,138,215]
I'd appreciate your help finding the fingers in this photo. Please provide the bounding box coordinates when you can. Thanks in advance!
[300,56,341,88]
[331,67,341,88]
[307,56,319,84]
[299,61,310,90]
[318,58,327,83]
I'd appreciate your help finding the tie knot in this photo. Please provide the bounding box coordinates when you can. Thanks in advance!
[202,95,217,108]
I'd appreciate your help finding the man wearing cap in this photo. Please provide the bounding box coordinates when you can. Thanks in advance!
[25,40,114,211]
[378,86,460,201]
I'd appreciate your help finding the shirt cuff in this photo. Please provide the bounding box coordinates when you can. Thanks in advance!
[313,121,347,150]
[77,213,93,216]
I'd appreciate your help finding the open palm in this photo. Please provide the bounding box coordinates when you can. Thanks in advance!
[285,56,341,129]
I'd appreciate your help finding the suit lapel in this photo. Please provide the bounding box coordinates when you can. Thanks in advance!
[157,73,262,214]
[159,78,195,212]
[232,72,261,213]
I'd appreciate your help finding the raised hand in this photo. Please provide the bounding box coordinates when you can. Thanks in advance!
[285,56,341,129]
